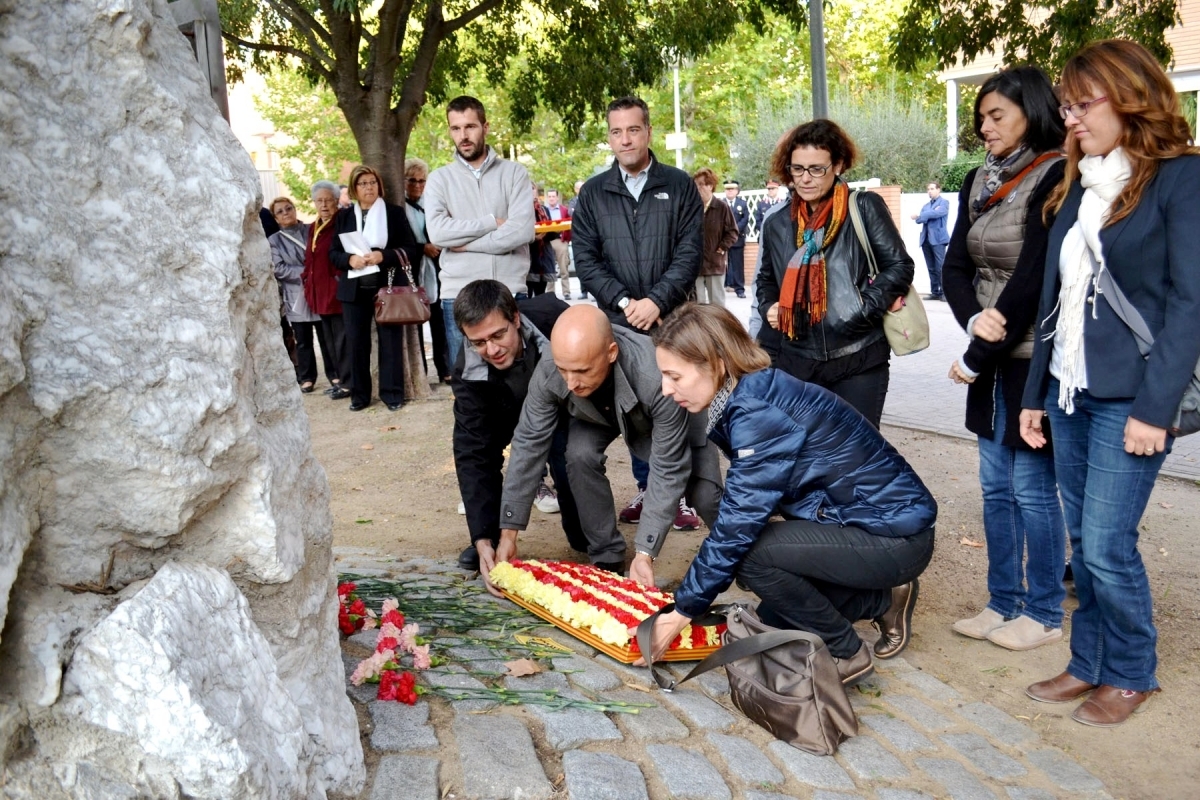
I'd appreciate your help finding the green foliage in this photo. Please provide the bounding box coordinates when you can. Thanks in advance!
[890,0,1180,75]
[730,87,947,192]
[940,152,986,193]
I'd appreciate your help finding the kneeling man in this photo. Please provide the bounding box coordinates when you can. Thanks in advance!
[487,304,721,591]
[452,281,585,571]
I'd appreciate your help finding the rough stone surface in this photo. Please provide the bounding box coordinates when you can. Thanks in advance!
[646,744,732,800]
[859,714,936,752]
[1004,789,1058,800]
[706,732,784,786]
[525,689,622,750]
[877,791,937,800]
[553,655,623,691]
[956,702,1037,746]
[368,701,438,752]
[370,755,439,800]
[63,564,310,798]
[1025,748,1105,791]
[916,757,999,800]
[0,0,362,796]
[421,665,496,712]
[454,712,552,800]
[605,690,690,741]
[838,734,910,779]
[658,687,737,730]
[940,733,1026,780]
[767,741,856,790]
[896,671,962,702]
[883,694,955,731]
[562,750,649,800]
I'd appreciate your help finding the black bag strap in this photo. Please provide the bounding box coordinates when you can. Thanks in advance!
[636,605,826,692]
[1086,250,1154,357]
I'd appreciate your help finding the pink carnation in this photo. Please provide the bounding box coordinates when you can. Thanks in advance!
[411,644,431,670]
[379,622,402,641]
[350,649,394,686]
[398,623,420,654]
[381,598,400,614]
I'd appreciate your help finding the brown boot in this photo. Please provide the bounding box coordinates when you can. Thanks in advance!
[1072,685,1160,727]
[1025,670,1097,703]
[872,579,919,659]
[833,642,875,685]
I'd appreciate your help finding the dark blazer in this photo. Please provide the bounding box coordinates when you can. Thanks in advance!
[674,369,938,617]
[914,195,950,245]
[328,201,423,303]
[1023,155,1200,428]
[727,195,751,247]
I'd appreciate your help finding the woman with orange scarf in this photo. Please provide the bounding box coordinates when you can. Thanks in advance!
[756,119,914,426]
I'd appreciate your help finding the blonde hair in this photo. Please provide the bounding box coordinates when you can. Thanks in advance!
[270,196,295,216]
[1046,39,1198,226]
[347,165,385,204]
[651,303,771,390]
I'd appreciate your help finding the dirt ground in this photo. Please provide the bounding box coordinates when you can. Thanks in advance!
[307,380,1200,800]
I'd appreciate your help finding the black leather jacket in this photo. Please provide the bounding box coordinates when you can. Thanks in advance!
[756,189,913,361]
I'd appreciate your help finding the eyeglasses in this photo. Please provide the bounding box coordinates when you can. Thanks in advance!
[405,178,427,184]
[273,205,295,214]
[1059,96,1107,119]
[355,179,379,188]
[786,164,832,178]
[466,322,512,351]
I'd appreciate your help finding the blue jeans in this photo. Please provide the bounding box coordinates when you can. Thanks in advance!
[631,454,649,491]
[977,375,1066,627]
[1045,378,1168,691]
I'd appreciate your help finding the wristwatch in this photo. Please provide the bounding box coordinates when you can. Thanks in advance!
[617,296,631,311]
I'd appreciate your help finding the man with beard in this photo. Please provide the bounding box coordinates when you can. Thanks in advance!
[426,95,535,367]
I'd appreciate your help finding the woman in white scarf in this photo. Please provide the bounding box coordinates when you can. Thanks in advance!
[1018,40,1200,728]
[329,165,426,411]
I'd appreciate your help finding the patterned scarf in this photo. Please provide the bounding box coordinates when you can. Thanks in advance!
[972,144,1032,215]
[778,180,850,337]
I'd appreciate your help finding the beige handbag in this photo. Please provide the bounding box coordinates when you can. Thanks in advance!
[847,191,930,356]
[637,604,858,756]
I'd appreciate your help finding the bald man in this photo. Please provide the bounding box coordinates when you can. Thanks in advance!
[487,305,721,591]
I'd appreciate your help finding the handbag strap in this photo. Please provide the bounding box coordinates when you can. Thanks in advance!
[845,190,878,280]
[980,152,1060,213]
[635,605,826,692]
[391,248,417,287]
[1086,250,1154,357]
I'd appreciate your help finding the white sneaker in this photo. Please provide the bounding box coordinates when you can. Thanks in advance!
[534,481,560,513]
[457,500,466,515]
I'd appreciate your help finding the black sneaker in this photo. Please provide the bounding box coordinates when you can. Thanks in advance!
[594,560,624,575]
[458,545,480,571]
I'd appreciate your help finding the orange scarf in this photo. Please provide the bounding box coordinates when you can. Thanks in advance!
[778,181,850,337]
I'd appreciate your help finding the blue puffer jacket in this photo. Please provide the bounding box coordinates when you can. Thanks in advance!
[673,369,938,618]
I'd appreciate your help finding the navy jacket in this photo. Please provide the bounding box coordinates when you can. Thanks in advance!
[914,195,950,246]
[1023,156,1200,429]
[674,370,938,618]
[726,195,751,247]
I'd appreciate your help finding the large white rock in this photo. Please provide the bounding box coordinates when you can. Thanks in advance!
[0,0,363,795]
[64,563,309,799]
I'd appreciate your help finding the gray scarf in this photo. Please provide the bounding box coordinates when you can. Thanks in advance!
[972,144,1033,216]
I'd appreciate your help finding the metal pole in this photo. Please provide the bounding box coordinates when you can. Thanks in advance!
[809,0,828,119]
[673,63,683,169]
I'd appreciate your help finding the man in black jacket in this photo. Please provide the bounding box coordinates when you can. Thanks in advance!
[572,96,705,530]
[451,281,585,571]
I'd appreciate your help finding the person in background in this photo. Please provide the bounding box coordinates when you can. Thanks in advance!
[572,95,705,531]
[757,119,913,428]
[269,196,326,393]
[639,304,937,684]
[329,164,423,412]
[722,181,751,298]
[304,181,352,399]
[943,66,1068,652]
[404,157,451,383]
[1019,39,1200,727]
[338,185,352,210]
[543,188,575,299]
[527,182,556,297]
[692,168,738,307]
[912,181,950,301]
[753,179,787,233]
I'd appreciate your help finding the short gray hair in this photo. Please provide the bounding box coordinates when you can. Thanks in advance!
[311,180,339,200]
[404,157,429,177]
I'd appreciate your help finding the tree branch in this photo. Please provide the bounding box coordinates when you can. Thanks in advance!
[441,0,505,37]
[221,31,332,83]
[264,0,335,72]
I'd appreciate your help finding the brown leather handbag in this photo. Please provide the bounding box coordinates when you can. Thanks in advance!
[637,603,858,756]
[374,249,429,325]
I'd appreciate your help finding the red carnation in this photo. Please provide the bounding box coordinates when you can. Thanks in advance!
[382,609,406,629]
[398,671,418,705]
[337,582,356,598]
[349,598,367,617]
[377,670,401,701]
[377,636,399,654]
[338,610,357,636]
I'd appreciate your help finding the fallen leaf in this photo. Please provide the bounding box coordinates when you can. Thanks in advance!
[351,486,363,491]
[504,658,543,677]
[378,425,401,432]
[960,536,985,548]
[622,682,651,693]
[355,518,373,525]
[1159,501,1174,509]
[361,444,375,450]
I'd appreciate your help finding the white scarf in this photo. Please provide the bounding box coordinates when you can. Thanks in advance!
[353,199,390,250]
[1051,147,1131,413]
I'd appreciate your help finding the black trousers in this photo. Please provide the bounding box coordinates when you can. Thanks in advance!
[777,339,890,428]
[319,313,351,385]
[739,521,935,658]
[725,245,745,292]
[291,319,336,385]
[342,287,405,406]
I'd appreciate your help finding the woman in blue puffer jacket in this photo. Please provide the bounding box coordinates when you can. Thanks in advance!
[642,304,938,685]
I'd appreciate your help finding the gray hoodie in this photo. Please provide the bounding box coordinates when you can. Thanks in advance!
[424,148,535,300]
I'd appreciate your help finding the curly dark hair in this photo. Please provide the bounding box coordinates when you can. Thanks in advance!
[769,119,857,183]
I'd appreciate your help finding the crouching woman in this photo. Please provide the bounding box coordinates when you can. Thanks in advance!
[639,303,938,684]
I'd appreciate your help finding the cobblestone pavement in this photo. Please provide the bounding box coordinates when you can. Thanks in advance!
[337,554,1112,800]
